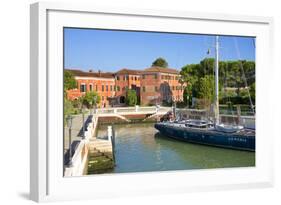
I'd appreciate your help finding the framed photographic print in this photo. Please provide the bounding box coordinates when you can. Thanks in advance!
[30,2,274,202]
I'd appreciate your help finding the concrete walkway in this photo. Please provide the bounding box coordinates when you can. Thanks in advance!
[64,112,91,155]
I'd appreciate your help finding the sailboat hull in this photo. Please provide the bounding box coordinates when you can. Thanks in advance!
[155,123,255,151]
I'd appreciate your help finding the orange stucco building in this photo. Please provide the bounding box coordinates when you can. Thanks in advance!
[65,67,185,107]
[65,69,115,107]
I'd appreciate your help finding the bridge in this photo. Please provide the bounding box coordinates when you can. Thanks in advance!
[95,106,171,122]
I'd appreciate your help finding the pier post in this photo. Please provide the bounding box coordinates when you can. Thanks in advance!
[82,111,85,139]
[107,125,116,162]
[237,105,241,125]
[107,126,112,142]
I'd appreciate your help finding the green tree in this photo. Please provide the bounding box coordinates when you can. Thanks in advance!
[183,86,192,106]
[242,61,255,86]
[64,71,78,125]
[180,59,255,105]
[221,89,237,98]
[71,97,83,108]
[64,98,75,116]
[64,97,75,126]
[197,75,215,100]
[249,82,255,102]
[82,91,100,108]
[200,58,215,76]
[152,57,168,68]
[126,89,137,106]
[180,64,200,85]
[64,70,77,92]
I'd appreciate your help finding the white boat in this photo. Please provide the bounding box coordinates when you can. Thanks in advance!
[215,124,244,133]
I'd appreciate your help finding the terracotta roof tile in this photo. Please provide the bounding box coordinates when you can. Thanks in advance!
[65,66,180,78]
[143,66,180,74]
[65,69,115,78]
[116,68,142,75]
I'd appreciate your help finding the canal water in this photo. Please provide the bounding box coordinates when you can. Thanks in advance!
[96,123,255,174]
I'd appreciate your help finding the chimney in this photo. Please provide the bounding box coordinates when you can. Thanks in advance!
[89,69,93,73]
[98,70,101,77]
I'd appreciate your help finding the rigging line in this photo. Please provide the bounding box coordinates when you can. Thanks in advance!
[233,38,255,114]
[203,35,208,47]
[201,37,212,118]
[252,38,256,49]
[175,36,183,69]
[224,50,236,124]
[203,36,211,77]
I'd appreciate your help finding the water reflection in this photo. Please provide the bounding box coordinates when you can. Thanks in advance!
[96,123,255,174]
[154,133,255,169]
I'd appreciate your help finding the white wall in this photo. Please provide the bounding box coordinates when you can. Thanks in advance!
[0,0,280,204]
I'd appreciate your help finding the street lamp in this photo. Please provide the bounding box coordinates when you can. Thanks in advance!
[66,115,73,167]
[93,96,97,114]
[81,106,85,140]
[178,76,184,104]
[89,101,93,115]
[172,100,177,120]
[186,95,189,108]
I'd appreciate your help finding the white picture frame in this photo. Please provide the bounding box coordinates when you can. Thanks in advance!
[30,2,274,202]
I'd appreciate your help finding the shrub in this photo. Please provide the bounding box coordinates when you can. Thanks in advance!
[126,89,137,106]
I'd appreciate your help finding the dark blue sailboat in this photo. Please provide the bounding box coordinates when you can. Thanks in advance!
[155,121,255,151]
[155,36,255,151]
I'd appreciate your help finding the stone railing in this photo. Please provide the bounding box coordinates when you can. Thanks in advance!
[64,115,97,177]
[96,106,171,115]
[64,140,89,176]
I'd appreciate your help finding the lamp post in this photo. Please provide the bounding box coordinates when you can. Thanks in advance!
[179,76,184,104]
[172,100,176,120]
[81,106,85,140]
[89,101,93,115]
[186,95,189,108]
[93,96,97,114]
[66,115,73,167]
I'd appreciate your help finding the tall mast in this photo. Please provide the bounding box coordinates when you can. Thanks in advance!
[214,36,219,125]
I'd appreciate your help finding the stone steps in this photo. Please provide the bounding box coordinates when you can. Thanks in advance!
[89,142,112,145]
[87,136,115,174]
[89,145,112,149]
[87,156,114,174]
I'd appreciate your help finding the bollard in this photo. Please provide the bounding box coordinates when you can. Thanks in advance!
[107,126,112,142]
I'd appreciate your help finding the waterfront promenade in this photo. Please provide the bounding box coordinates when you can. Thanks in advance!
[64,106,170,176]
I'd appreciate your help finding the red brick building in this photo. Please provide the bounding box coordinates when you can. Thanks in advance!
[65,67,185,107]
[65,69,115,108]
[115,69,141,104]
[140,67,185,105]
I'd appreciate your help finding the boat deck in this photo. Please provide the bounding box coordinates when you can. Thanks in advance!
[160,122,255,137]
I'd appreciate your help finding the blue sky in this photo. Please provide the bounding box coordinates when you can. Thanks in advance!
[64,28,255,72]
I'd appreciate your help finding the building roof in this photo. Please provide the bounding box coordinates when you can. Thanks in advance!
[65,66,180,78]
[143,66,180,74]
[115,68,142,75]
[65,69,115,78]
